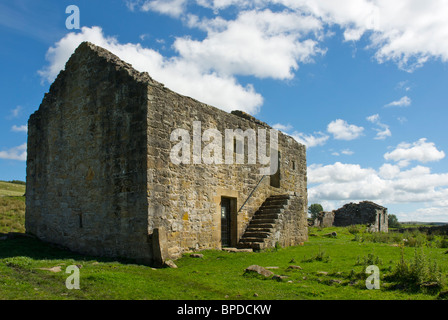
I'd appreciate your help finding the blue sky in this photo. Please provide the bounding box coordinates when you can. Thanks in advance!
[1,0,448,222]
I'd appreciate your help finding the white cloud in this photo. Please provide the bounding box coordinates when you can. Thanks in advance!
[193,0,448,72]
[0,143,27,161]
[366,114,379,123]
[385,96,412,107]
[366,114,391,140]
[309,162,377,184]
[8,106,22,119]
[379,163,401,179]
[308,161,448,222]
[399,206,448,223]
[140,0,187,18]
[272,123,293,132]
[327,119,364,141]
[38,26,263,114]
[384,138,445,165]
[290,131,329,148]
[332,149,354,156]
[341,149,354,155]
[176,9,325,80]
[11,125,27,133]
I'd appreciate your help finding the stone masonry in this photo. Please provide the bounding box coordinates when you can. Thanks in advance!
[26,42,308,266]
[314,201,388,233]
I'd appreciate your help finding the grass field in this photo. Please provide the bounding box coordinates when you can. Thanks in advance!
[1,181,448,300]
[0,181,26,234]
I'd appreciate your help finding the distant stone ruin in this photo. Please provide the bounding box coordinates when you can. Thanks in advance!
[314,201,388,233]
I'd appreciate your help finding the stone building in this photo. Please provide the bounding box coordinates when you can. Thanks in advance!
[314,201,388,233]
[25,42,308,266]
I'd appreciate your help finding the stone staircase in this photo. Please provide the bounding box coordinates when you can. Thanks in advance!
[237,194,291,250]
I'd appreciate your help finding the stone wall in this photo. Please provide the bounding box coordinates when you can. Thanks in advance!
[145,70,308,259]
[26,42,308,264]
[26,42,152,263]
[333,201,388,232]
[314,211,335,228]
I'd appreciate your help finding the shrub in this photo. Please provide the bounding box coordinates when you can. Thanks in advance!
[355,250,383,267]
[347,225,363,235]
[387,246,445,293]
[440,237,448,249]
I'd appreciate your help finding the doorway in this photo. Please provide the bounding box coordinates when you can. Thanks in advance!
[221,197,236,247]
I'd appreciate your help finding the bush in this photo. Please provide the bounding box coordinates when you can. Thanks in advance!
[302,245,331,263]
[8,180,26,185]
[355,250,383,267]
[387,246,445,293]
[440,237,448,249]
[347,225,363,235]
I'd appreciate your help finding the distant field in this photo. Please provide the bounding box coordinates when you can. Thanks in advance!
[0,181,26,197]
[0,181,26,233]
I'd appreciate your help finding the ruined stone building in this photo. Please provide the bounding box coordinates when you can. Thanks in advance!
[25,42,308,265]
[314,201,388,232]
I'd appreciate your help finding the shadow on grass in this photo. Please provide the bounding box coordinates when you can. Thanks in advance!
[0,233,138,265]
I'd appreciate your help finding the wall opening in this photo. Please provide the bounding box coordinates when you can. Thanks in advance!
[221,197,237,247]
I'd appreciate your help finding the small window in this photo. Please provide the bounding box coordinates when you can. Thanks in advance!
[292,161,296,171]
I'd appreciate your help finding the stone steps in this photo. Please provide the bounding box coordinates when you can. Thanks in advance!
[237,194,290,251]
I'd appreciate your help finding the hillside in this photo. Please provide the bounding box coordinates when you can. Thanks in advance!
[0,180,26,197]
[0,181,26,233]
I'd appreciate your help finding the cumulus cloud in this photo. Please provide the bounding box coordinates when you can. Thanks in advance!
[384,138,446,165]
[272,123,293,132]
[308,139,448,221]
[0,143,27,161]
[308,161,448,216]
[192,0,448,72]
[290,131,329,148]
[327,119,364,141]
[38,26,263,114]
[176,9,325,80]
[140,0,187,17]
[11,125,27,133]
[385,96,412,107]
[114,0,448,115]
[341,149,354,155]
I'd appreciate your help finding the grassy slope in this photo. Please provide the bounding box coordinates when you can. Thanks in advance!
[1,227,447,300]
[0,181,26,197]
[0,181,26,234]
[1,180,447,300]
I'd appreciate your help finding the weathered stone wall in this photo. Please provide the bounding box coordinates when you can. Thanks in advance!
[333,201,388,232]
[314,211,335,228]
[26,43,152,263]
[145,78,308,259]
[26,42,308,264]
[270,195,308,247]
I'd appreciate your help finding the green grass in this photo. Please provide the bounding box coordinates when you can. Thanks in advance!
[1,182,448,300]
[0,181,26,197]
[0,181,26,234]
[1,226,448,300]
